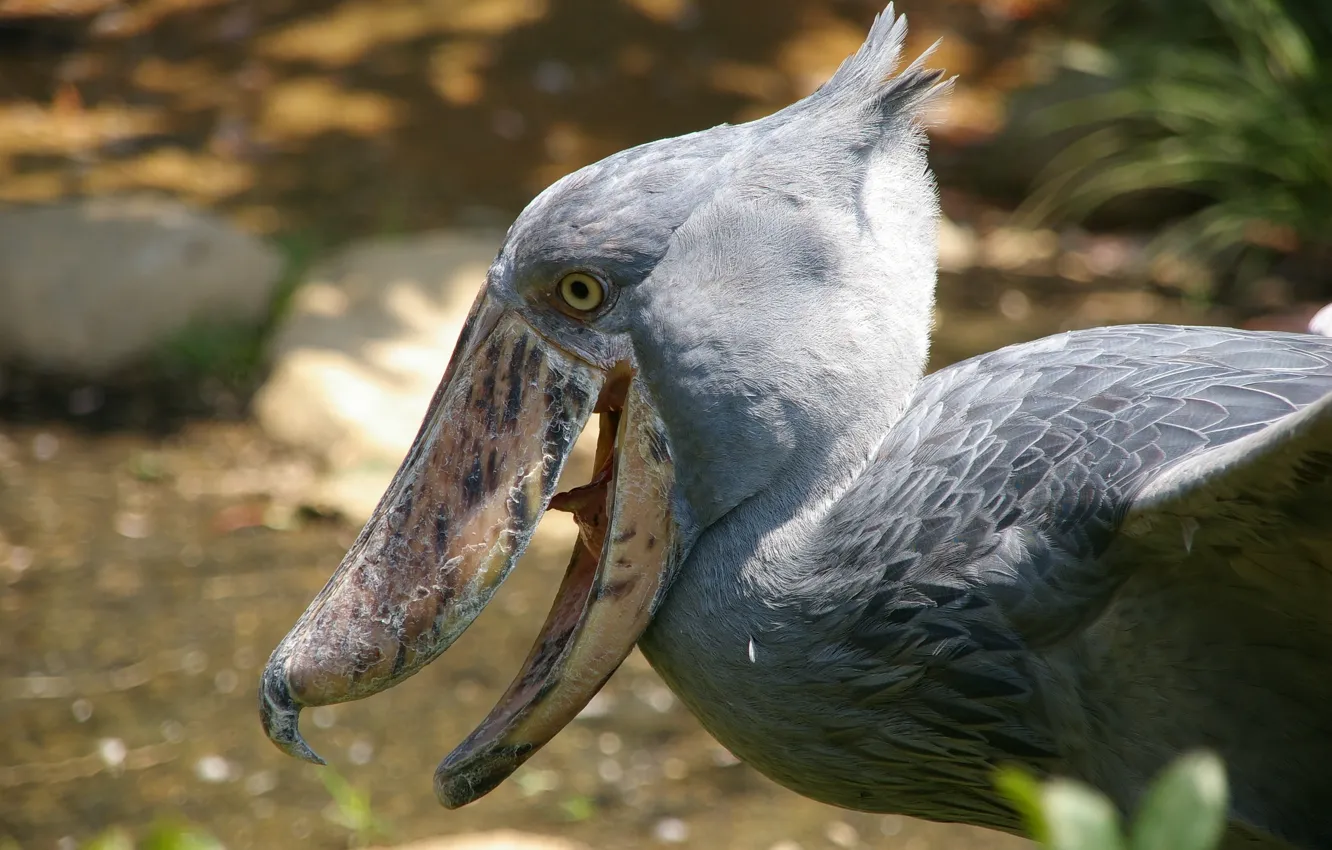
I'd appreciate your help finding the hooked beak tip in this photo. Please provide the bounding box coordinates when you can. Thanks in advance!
[434,773,479,810]
[259,663,326,766]
[434,742,534,809]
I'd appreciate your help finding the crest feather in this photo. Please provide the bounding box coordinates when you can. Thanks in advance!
[812,4,952,125]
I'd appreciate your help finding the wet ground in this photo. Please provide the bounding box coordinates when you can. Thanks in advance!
[0,274,1223,850]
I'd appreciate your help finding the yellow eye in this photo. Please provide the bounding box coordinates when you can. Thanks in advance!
[558,272,606,312]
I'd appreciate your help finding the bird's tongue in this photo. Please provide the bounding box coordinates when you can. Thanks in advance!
[259,292,679,809]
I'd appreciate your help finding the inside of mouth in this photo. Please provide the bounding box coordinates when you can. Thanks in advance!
[549,409,617,556]
[549,366,630,558]
[457,374,629,743]
[460,530,601,742]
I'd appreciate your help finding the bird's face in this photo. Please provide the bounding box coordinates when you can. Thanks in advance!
[258,129,786,801]
[262,4,945,810]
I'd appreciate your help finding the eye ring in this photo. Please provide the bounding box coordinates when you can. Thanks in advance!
[557,271,607,313]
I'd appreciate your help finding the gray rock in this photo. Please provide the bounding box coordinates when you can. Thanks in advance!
[0,196,282,376]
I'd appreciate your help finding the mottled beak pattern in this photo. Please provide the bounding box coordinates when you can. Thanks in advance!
[260,292,679,807]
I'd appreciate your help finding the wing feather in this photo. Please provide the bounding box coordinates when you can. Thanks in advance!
[810,325,1332,846]
[1127,391,1332,525]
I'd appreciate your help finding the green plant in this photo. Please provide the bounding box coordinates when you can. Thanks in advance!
[79,821,223,850]
[320,768,393,847]
[998,750,1228,850]
[1025,0,1332,285]
[139,822,225,850]
[558,794,597,822]
[81,829,134,850]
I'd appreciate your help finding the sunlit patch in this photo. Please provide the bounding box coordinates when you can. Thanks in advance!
[258,78,403,142]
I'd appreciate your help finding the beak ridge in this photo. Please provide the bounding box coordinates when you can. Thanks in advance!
[260,296,679,810]
[259,295,603,761]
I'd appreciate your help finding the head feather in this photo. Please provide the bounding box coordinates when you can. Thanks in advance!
[806,5,953,132]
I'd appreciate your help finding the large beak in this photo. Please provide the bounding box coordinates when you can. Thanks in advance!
[259,292,679,808]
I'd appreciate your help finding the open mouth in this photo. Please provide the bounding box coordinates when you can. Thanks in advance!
[259,293,678,809]
[551,366,629,563]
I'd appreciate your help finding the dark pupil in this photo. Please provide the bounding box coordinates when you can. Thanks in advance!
[570,279,590,301]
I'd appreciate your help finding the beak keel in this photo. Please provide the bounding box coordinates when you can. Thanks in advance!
[259,293,679,807]
[260,293,603,764]
[434,378,678,807]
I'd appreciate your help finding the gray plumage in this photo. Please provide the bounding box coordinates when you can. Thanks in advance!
[645,326,1332,847]
[480,7,1332,848]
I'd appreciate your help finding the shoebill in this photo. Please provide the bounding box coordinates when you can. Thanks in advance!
[260,7,1332,847]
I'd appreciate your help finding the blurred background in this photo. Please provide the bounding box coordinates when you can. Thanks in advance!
[0,0,1328,848]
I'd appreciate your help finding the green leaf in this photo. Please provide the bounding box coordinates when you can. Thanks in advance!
[558,794,597,822]
[1130,751,1228,850]
[997,767,1126,850]
[1025,0,1332,287]
[1041,778,1127,850]
[996,767,1051,843]
[1210,0,1314,80]
[141,821,224,850]
[319,769,392,846]
[82,830,134,850]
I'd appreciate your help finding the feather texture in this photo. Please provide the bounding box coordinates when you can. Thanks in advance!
[646,326,1332,848]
